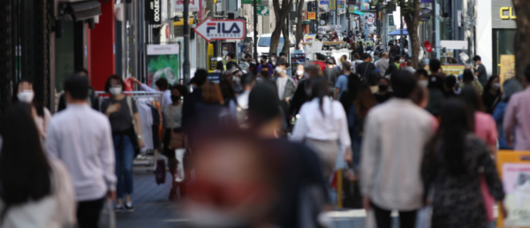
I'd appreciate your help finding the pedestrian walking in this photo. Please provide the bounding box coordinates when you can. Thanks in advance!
[225,52,239,71]
[0,103,76,228]
[257,55,274,78]
[443,75,460,97]
[130,77,172,107]
[182,69,207,149]
[503,65,530,151]
[373,77,394,104]
[313,53,327,72]
[289,64,321,116]
[493,78,522,150]
[229,73,256,126]
[273,59,296,105]
[248,83,329,228]
[101,75,145,212]
[46,74,116,228]
[356,54,376,81]
[426,59,446,117]
[161,84,189,200]
[334,61,353,100]
[460,69,483,95]
[375,52,389,77]
[194,82,231,129]
[14,80,51,139]
[482,75,501,114]
[292,64,308,86]
[324,58,340,95]
[360,70,436,228]
[291,77,351,179]
[473,55,488,86]
[422,98,506,228]
[257,70,270,83]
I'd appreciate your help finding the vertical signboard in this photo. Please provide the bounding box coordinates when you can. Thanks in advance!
[145,0,162,24]
[146,44,180,88]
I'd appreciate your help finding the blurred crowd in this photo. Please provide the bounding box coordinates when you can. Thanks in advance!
[1,44,530,228]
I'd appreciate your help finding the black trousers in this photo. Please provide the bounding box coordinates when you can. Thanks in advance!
[371,202,417,228]
[77,197,106,228]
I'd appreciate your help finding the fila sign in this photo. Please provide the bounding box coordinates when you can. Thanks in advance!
[194,17,245,42]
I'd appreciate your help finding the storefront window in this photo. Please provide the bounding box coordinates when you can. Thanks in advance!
[493,29,516,76]
[55,20,75,92]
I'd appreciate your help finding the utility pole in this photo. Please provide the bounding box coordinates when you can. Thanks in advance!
[431,0,436,58]
[253,0,258,60]
[399,17,403,56]
[316,1,319,32]
[183,0,190,84]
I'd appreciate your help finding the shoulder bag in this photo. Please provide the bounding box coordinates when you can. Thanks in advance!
[168,106,186,149]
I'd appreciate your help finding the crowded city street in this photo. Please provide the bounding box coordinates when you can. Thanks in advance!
[1,0,530,227]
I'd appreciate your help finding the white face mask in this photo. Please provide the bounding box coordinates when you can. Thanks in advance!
[418,80,428,88]
[271,57,275,61]
[222,51,228,56]
[404,49,409,54]
[275,67,284,74]
[492,83,501,90]
[17,91,34,103]
[399,59,405,63]
[109,87,122,96]
[296,70,304,76]
[252,61,257,64]
[272,61,276,65]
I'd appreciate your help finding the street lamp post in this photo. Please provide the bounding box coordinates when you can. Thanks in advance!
[183,0,190,85]
[253,0,258,60]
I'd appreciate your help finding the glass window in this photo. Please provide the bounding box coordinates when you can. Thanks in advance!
[493,29,516,75]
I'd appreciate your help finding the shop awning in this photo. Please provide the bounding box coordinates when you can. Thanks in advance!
[62,0,101,21]
[353,10,365,16]
[302,20,311,25]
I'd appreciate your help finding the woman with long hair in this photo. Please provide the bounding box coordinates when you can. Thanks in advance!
[482,75,501,114]
[460,69,483,95]
[13,80,52,139]
[161,85,189,200]
[460,86,498,158]
[422,99,506,228]
[291,77,351,178]
[0,103,76,227]
[101,75,145,212]
[195,82,231,129]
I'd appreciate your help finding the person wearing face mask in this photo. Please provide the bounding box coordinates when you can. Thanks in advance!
[130,77,172,107]
[161,85,189,200]
[14,80,51,139]
[398,56,407,69]
[473,55,488,86]
[257,55,274,78]
[246,54,258,75]
[482,75,502,114]
[373,77,394,104]
[273,59,296,105]
[225,52,239,71]
[269,53,278,67]
[101,75,145,212]
[292,64,308,86]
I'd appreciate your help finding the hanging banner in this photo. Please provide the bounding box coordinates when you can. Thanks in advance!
[145,0,162,24]
[175,0,200,12]
[146,44,180,88]
[497,151,530,228]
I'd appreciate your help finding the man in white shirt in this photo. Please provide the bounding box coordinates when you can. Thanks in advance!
[46,74,117,228]
[360,70,435,228]
[375,52,389,77]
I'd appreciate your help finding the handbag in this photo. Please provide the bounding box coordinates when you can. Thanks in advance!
[155,159,166,185]
[480,173,495,222]
[168,106,185,149]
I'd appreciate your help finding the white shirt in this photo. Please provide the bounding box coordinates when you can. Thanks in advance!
[290,96,351,150]
[405,66,416,74]
[46,103,116,201]
[229,90,250,120]
[140,84,172,107]
[360,98,435,210]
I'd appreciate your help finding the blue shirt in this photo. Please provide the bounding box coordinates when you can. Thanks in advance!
[335,75,348,99]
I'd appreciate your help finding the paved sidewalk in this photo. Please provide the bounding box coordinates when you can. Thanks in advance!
[116,167,188,228]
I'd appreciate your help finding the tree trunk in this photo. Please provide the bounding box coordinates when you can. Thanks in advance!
[402,0,420,69]
[282,12,291,54]
[270,0,290,55]
[295,0,305,49]
[513,0,530,82]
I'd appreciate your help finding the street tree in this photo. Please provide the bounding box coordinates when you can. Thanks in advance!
[513,0,530,82]
[372,0,421,68]
[270,0,293,55]
[295,0,306,50]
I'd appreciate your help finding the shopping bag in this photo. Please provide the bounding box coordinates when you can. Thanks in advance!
[98,200,116,228]
[154,159,166,185]
[364,209,377,228]
[415,206,432,228]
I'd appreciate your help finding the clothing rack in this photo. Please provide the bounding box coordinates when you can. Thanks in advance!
[95,91,164,168]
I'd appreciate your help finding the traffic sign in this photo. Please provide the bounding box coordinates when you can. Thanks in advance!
[389,15,395,26]
[257,6,269,16]
[242,0,262,4]
[193,17,246,42]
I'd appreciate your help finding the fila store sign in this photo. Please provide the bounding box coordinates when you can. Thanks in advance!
[194,17,245,42]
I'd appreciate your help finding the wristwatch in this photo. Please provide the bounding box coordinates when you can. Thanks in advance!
[137,135,142,139]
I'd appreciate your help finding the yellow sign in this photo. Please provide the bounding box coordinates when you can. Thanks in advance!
[330,0,336,10]
[500,55,516,86]
[441,65,466,76]
[308,12,316,20]
[500,7,517,20]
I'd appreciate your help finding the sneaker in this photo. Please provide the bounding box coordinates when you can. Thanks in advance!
[125,201,134,212]
[115,204,124,213]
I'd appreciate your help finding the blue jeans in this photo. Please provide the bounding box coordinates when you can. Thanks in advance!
[113,135,135,199]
